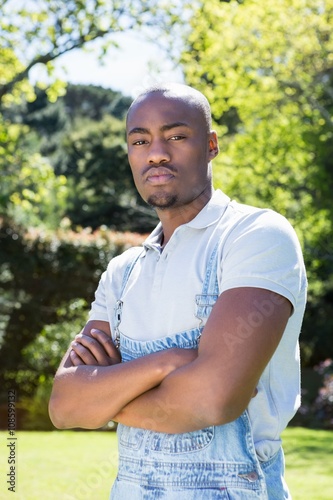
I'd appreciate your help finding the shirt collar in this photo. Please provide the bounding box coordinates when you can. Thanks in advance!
[143,190,230,250]
[185,189,230,229]
[143,223,164,251]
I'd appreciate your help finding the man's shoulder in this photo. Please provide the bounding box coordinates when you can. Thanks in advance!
[109,246,144,269]
[225,199,292,231]
[102,245,143,281]
[217,201,302,260]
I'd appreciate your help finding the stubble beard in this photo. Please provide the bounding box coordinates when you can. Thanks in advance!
[147,193,178,210]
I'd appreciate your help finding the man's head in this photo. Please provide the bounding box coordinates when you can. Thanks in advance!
[127,83,213,134]
[126,83,219,213]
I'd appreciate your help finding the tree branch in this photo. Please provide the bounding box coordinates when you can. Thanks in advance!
[0,28,111,103]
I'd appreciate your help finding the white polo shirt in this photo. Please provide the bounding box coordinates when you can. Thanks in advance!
[89,189,307,460]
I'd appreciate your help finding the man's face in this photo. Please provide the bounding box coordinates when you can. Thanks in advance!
[126,92,218,211]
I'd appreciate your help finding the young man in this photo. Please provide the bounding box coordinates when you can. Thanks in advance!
[49,84,307,499]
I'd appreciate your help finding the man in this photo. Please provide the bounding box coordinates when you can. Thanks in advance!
[49,83,307,499]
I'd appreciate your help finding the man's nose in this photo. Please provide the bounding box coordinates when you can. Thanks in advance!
[147,140,171,164]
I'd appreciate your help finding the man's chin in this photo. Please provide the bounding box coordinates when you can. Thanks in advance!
[147,194,178,209]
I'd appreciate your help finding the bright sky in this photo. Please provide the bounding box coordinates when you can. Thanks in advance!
[31,32,184,98]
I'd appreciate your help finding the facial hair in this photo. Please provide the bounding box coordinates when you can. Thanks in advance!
[147,193,178,209]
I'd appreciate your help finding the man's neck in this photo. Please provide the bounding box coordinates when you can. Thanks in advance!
[158,186,213,246]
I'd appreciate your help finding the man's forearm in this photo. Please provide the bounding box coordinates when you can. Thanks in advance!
[113,357,221,433]
[49,348,197,429]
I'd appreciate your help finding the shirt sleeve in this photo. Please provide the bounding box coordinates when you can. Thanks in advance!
[88,246,145,324]
[218,209,307,312]
[88,268,110,323]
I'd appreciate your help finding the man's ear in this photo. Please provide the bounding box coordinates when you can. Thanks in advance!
[208,131,219,160]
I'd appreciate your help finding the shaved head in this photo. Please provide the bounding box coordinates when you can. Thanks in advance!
[127,83,212,134]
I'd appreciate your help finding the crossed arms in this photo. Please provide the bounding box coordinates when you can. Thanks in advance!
[49,287,291,433]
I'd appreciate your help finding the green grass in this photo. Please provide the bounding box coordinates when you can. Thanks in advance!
[0,427,332,499]
[283,427,333,500]
[0,431,118,500]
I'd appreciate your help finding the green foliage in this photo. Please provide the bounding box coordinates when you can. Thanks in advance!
[18,299,89,430]
[0,0,191,104]
[22,299,89,376]
[0,46,35,106]
[8,155,69,229]
[0,111,69,229]
[62,84,132,121]
[182,0,333,366]
[18,376,55,430]
[291,360,333,430]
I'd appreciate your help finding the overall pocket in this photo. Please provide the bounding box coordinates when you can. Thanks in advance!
[118,424,145,450]
[150,427,214,454]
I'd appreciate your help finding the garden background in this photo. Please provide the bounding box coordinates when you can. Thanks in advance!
[0,0,332,498]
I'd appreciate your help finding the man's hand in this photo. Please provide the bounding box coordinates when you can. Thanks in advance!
[50,316,199,430]
[70,328,121,366]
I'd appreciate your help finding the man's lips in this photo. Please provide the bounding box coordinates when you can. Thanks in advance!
[144,167,176,185]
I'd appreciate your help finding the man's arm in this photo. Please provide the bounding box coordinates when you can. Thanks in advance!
[48,319,197,429]
[112,287,291,433]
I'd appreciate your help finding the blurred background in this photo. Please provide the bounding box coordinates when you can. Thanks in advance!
[0,0,332,431]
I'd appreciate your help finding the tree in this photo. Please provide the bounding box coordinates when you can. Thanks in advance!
[181,0,333,365]
[62,84,132,121]
[0,112,69,229]
[0,0,190,105]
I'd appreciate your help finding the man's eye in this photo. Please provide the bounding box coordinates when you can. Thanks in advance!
[132,140,147,145]
[170,135,185,141]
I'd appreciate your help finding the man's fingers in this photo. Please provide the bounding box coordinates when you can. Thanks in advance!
[71,340,99,365]
[90,329,121,361]
[72,332,120,366]
[70,349,85,366]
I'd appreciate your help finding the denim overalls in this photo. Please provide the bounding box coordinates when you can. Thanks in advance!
[110,243,290,500]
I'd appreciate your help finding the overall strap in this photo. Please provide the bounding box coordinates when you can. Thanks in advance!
[200,240,220,296]
[195,223,226,340]
[120,247,145,296]
[200,211,229,297]
[113,247,145,348]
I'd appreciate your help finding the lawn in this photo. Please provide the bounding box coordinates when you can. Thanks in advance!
[0,430,118,500]
[0,427,332,499]
[282,427,333,499]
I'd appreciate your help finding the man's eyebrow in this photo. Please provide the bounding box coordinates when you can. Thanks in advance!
[160,122,191,132]
[128,122,191,136]
[128,127,150,136]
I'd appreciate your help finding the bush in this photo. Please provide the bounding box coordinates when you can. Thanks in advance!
[291,359,333,430]
[18,376,55,431]
[0,217,146,409]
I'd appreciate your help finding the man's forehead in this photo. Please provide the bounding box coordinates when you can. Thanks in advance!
[127,92,200,126]
[132,91,192,109]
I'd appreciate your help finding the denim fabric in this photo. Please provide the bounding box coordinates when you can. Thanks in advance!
[110,242,290,499]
